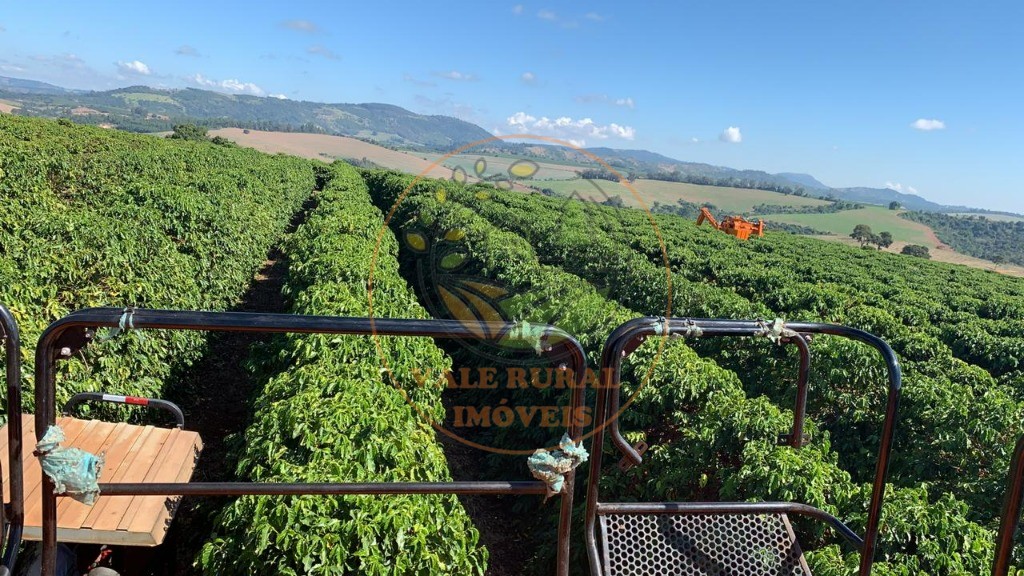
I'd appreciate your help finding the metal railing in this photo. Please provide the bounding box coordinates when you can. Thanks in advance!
[63,392,186,429]
[0,305,24,575]
[33,307,589,576]
[584,317,902,576]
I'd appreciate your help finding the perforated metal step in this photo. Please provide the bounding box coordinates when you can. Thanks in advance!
[599,512,811,575]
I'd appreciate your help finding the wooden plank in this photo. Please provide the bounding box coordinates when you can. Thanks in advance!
[1,417,203,546]
[56,423,138,530]
[0,418,11,492]
[87,426,173,533]
[122,430,198,532]
[23,418,97,527]
[144,433,202,545]
[80,425,157,530]
[54,421,119,524]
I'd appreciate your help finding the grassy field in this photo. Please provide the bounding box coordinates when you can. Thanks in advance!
[0,100,18,114]
[763,206,936,245]
[115,92,181,106]
[419,152,583,180]
[521,178,831,212]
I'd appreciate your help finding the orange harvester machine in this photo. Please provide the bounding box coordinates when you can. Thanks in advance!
[697,206,764,240]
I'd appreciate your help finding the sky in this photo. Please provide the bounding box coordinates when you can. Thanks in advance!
[1,1,1021,212]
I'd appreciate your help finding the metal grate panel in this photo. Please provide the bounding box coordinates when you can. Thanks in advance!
[599,512,811,576]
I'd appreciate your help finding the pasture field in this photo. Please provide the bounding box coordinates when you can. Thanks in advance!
[762,206,936,245]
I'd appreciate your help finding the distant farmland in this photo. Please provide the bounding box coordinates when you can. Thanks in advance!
[208,128,452,179]
[945,212,1024,222]
[206,128,1022,277]
[521,178,830,213]
[420,152,583,180]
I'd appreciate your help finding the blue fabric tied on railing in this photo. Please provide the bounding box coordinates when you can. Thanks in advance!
[528,433,589,497]
[36,425,104,505]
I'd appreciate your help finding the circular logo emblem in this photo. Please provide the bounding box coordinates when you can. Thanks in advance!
[370,134,672,454]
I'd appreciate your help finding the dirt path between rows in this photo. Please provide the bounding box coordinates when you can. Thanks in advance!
[147,195,317,576]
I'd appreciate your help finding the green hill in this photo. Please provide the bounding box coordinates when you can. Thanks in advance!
[0,84,492,150]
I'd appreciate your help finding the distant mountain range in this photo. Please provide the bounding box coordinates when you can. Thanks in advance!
[0,78,490,150]
[0,75,1011,214]
[0,76,83,95]
[497,144,981,212]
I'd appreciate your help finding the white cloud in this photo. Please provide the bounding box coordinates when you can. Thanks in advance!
[911,118,945,131]
[614,97,635,109]
[175,45,200,57]
[506,111,636,146]
[280,19,321,34]
[691,137,700,143]
[585,12,605,21]
[537,9,557,20]
[608,123,635,138]
[512,4,524,15]
[886,182,920,195]
[190,73,265,96]
[521,71,536,84]
[117,60,151,75]
[433,70,478,81]
[719,126,742,143]
[269,93,288,100]
[307,45,341,60]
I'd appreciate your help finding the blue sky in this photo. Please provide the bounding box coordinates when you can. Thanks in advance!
[1,1,1021,211]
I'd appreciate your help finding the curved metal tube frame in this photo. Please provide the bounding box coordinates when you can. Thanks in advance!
[63,392,185,429]
[585,317,902,576]
[0,305,24,574]
[34,307,589,576]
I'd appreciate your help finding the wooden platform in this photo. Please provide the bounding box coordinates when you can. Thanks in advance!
[1,415,202,546]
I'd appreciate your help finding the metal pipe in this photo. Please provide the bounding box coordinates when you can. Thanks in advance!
[0,305,23,571]
[63,393,186,429]
[556,359,588,575]
[992,434,1024,575]
[94,481,551,496]
[594,501,863,550]
[788,333,811,449]
[35,308,589,576]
